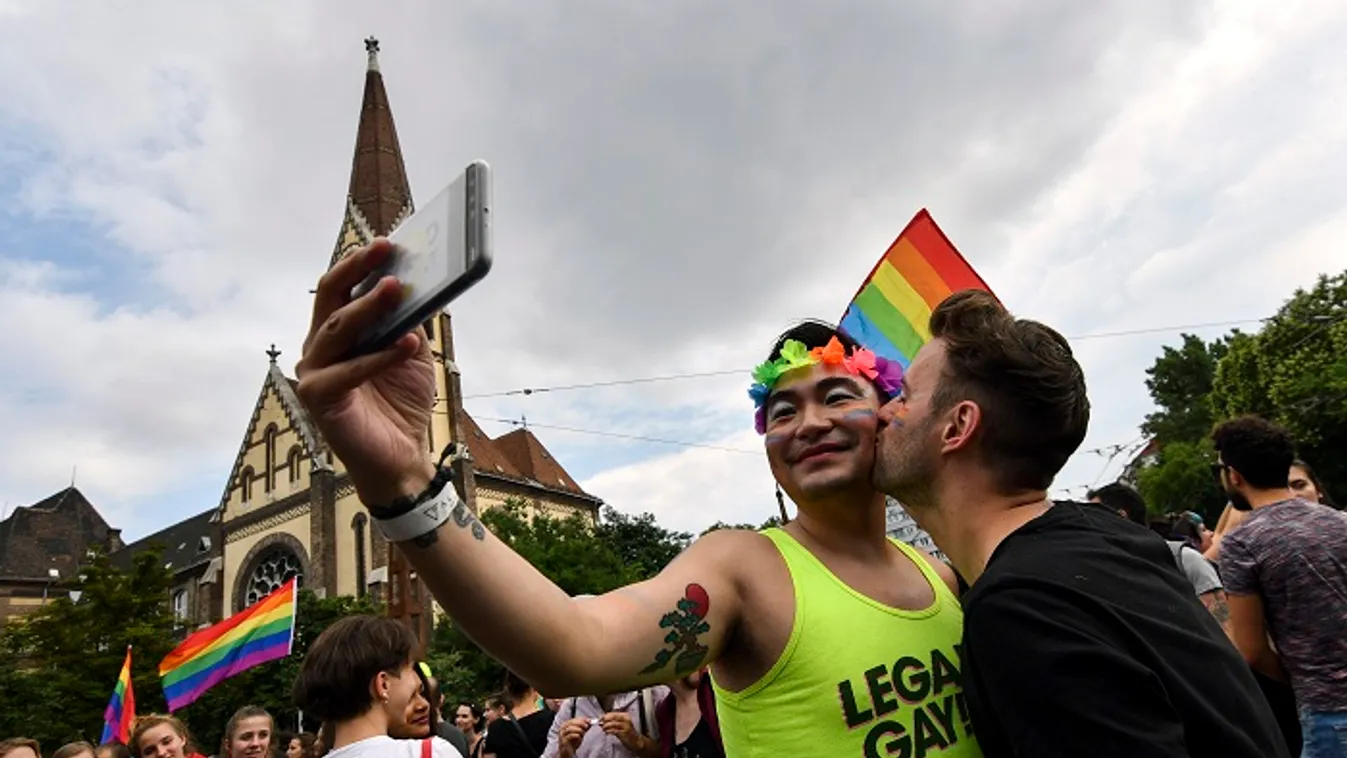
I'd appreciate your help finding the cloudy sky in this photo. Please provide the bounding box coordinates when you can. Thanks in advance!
[2,0,1345,540]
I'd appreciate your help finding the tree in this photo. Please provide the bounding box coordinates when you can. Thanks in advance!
[1210,271,1347,496]
[1136,440,1227,523]
[0,548,177,747]
[700,516,782,536]
[594,507,691,580]
[1140,333,1229,445]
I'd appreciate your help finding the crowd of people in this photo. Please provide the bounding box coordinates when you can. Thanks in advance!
[4,240,1343,757]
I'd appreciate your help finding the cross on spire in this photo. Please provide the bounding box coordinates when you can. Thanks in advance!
[266,344,281,364]
[365,36,380,71]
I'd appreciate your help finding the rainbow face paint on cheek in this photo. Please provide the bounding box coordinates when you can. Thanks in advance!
[764,432,789,449]
[841,409,877,423]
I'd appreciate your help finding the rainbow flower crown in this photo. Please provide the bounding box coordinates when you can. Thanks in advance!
[749,335,903,433]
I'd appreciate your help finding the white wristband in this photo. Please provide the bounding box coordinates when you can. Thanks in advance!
[373,485,459,543]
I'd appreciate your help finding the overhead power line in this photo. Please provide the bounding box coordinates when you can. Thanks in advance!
[461,318,1266,400]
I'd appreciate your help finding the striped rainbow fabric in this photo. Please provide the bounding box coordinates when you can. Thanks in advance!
[840,209,996,367]
[100,646,136,744]
[159,578,296,711]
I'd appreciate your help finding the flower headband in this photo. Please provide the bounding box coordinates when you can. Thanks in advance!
[748,335,903,433]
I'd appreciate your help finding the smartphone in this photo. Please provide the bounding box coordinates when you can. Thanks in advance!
[347,160,493,357]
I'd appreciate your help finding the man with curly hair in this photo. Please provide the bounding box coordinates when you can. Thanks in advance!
[1213,415,1347,757]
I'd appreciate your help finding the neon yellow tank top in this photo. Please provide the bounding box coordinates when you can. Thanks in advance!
[711,528,982,757]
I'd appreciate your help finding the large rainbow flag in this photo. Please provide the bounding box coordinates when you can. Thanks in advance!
[100,646,136,744]
[159,578,297,711]
[839,209,996,367]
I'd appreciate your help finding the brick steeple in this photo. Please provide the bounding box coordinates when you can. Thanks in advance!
[329,37,414,269]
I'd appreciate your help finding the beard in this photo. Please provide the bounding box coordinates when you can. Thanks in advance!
[1227,488,1254,512]
[873,417,939,510]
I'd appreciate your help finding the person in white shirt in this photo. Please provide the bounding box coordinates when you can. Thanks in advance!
[292,615,463,758]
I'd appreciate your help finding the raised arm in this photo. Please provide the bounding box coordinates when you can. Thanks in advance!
[294,240,745,696]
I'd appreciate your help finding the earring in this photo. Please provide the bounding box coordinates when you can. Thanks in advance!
[380,692,390,703]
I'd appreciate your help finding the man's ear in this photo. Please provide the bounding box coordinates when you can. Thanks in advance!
[940,400,981,454]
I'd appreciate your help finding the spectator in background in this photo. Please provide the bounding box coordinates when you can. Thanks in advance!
[482,695,507,728]
[221,707,274,758]
[291,616,462,758]
[1289,459,1336,508]
[410,663,469,757]
[451,704,485,758]
[482,672,551,758]
[545,687,667,758]
[95,744,131,758]
[52,744,94,758]
[0,740,40,758]
[1214,416,1347,758]
[654,670,723,758]
[130,715,208,758]
[285,735,316,758]
[1172,511,1215,555]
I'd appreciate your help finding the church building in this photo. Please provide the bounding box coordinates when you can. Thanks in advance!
[115,38,602,638]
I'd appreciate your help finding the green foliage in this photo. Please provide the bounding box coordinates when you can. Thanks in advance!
[1209,271,1347,496]
[0,553,382,751]
[1136,440,1227,523]
[1141,333,1229,445]
[0,549,177,747]
[430,500,692,703]
[175,590,383,750]
[700,516,782,536]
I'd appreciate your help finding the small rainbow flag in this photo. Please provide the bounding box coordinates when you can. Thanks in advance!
[101,646,136,745]
[840,209,996,367]
[159,578,297,711]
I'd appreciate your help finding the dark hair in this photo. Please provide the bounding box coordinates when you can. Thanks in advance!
[765,321,893,397]
[94,745,130,758]
[1088,482,1147,525]
[503,670,533,702]
[456,702,485,734]
[0,740,41,758]
[223,706,274,758]
[1291,459,1337,508]
[289,734,316,758]
[292,615,419,723]
[1211,415,1296,490]
[928,290,1090,491]
[1170,516,1204,549]
[52,744,93,758]
[485,692,509,711]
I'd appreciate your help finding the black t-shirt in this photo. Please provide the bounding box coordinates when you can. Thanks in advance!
[482,709,553,758]
[960,501,1287,758]
[673,719,722,758]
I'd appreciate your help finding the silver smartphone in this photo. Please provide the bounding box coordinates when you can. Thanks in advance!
[347,160,493,357]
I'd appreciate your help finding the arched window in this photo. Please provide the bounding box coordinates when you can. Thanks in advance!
[287,446,303,485]
[244,546,303,607]
[239,467,255,503]
[352,513,368,598]
[263,424,279,493]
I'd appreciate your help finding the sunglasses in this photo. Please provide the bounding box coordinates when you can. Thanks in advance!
[1209,463,1228,481]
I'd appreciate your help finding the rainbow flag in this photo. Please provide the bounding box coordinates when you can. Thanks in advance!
[100,646,136,744]
[839,209,996,367]
[159,578,297,711]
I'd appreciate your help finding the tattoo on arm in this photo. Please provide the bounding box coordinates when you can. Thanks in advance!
[408,500,486,549]
[640,583,712,675]
[1202,590,1232,628]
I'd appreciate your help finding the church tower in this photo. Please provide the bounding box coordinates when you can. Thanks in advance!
[328,37,475,647]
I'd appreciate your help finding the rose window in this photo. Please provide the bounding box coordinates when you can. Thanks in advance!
[244,547,303,606]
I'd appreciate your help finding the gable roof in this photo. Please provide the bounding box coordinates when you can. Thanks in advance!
[110,508,216,575]
[214,361,331,516]
[0,487,113,580]
[492,428,588,496]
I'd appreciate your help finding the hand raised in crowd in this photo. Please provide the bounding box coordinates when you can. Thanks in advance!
[294,239,439,507]
[555,717,590,758]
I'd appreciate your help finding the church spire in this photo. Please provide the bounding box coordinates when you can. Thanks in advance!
[329,36,414,269]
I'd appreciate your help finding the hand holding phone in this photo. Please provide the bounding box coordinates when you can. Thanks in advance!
[347,160,493,358]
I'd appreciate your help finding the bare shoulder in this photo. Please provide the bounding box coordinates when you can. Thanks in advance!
[681,527,781,579]
[913,548,960,596]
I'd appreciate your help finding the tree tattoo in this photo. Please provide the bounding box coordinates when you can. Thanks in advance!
[640,583,711,675]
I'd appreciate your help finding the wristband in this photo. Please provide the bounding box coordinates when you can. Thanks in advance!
[373,483,459,542]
